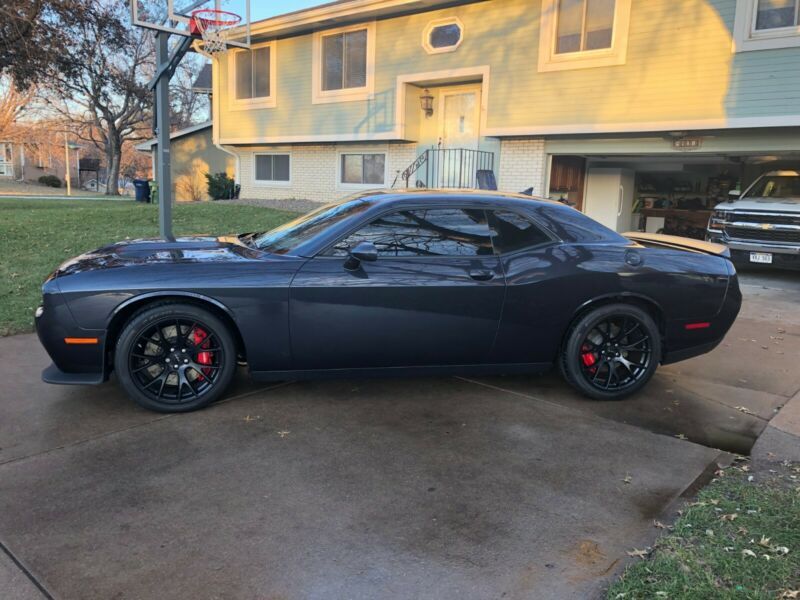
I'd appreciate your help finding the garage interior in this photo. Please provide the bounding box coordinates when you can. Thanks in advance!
[548,152,800,239]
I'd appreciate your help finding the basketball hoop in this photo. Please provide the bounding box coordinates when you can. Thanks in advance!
[189,8,241,55]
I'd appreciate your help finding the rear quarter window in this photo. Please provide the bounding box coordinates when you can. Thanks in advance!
[487,210,552,254]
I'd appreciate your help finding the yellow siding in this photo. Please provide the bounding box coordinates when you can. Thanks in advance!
[216,0,800,142]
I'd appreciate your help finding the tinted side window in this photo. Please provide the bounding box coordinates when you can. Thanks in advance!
[328,208,493,257]
[488,210,551,254]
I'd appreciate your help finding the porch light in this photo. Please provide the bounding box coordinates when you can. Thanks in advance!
[419,89,434,117]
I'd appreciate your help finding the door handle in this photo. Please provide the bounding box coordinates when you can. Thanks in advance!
[469,269,495,281]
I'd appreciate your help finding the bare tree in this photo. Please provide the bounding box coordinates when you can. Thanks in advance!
[0,76,34,140]
[171,57,211,130]
[0,0,90,89]
[45,1,153,195]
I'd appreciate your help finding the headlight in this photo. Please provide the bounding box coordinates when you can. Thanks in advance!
[707,210,728,230]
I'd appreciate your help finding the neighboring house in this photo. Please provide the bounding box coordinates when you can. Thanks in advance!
[0,138,82,186]
[0,141,13,178]
[199,0,800,236]
[136,122,236,201]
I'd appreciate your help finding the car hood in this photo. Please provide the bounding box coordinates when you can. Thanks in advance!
[52,235,275,278]
[715,197,800,213]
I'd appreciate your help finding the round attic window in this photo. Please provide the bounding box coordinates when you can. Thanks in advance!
[423,18,464,54]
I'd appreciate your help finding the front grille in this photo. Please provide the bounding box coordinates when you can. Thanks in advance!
[725,226,800,244]
[728,212,800,226]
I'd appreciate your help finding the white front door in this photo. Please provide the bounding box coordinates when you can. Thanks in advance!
[437,86,481,187]
[0,143,12,177]
[439,87,480,150]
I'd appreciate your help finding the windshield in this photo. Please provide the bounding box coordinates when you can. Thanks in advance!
[745,175,800,199]
[253,198,372,254]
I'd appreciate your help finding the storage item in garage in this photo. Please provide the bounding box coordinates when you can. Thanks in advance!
[584,168,636,232]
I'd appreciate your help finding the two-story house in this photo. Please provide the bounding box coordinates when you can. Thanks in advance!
[208,0,800,237]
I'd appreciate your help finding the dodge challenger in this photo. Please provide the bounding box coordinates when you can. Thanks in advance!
[36,190,741,412]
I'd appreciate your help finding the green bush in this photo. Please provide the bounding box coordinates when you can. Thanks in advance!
[38,175,62,188]
[205,172,235,200]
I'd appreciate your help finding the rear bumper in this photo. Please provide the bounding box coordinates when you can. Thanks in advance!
[661,263,742,365]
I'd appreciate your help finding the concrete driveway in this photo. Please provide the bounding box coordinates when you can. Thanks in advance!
[0,270,797,600]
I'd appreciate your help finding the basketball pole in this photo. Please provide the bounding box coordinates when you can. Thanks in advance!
[154,32,173,240]
[150,32,192,240]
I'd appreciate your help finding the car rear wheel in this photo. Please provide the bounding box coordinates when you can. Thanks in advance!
[559,304,661,401]
[114,303,236,413]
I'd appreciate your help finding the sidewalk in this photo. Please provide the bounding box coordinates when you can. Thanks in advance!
[752,389,800,463]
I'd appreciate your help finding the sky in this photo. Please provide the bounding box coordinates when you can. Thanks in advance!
[249,1,327,20]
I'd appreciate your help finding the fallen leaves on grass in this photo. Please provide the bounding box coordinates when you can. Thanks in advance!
[720,513,738,522]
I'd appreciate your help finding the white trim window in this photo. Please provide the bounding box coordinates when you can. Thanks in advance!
[312,22,376,104]
[733,0,800,51]
[338,152,386,188]
[422,17,464,54]
[228,41,277,109]
[538,0,631,72]
[253,152,291,185]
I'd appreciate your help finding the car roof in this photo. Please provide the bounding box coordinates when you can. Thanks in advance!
[347,188,562,209]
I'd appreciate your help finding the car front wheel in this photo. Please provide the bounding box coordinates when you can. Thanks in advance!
[114,303,237,413]
[559,303,661,401]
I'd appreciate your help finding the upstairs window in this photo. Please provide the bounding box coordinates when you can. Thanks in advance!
[538,0,631,72]
[423,18,464,54]
[733,0,800,51]
[555,0,615,53]
[323,29,367,90]
[228,42,276,109]
[755,0,799,29]
[313,23,375,104]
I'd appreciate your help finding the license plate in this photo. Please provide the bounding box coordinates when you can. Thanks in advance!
[749,252,773,264]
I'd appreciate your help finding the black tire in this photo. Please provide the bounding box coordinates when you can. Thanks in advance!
[559,303,661,401]
[114,302,237,413]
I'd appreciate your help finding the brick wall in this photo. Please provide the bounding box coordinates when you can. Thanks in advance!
[237,142,418,203]
[497,138,547,196]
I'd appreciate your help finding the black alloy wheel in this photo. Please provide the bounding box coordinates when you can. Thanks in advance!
[560,304,661,401]
[115,303,236,412]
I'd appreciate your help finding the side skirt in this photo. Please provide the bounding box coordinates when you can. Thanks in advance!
[250,362,554,382]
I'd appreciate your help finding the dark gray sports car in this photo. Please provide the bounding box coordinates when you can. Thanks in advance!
[36,190,741,412]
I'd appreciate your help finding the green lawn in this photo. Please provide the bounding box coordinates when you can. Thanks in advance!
[0,198,295,335]
[607,462,800,599]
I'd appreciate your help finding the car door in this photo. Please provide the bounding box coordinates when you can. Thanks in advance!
[289,206,506,370]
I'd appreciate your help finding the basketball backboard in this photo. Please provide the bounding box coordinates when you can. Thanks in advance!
[131,0,251,50]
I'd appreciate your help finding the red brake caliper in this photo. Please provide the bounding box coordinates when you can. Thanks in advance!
[581,343,598,373]
[191,328,213,380]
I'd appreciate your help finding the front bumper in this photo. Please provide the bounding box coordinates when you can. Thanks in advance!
[35,290,108,384]
[706,232,800,270]
[42,363,106,385]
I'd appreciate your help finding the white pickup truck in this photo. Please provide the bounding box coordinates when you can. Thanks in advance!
[706,170,800,270]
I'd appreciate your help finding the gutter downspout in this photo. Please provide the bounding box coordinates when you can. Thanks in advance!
[210,55,240,185]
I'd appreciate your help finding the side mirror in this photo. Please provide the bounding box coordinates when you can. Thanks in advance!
[727,190,740,202]
[344,241,378,270]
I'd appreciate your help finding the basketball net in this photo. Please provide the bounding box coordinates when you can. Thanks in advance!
[190,9,241,55]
